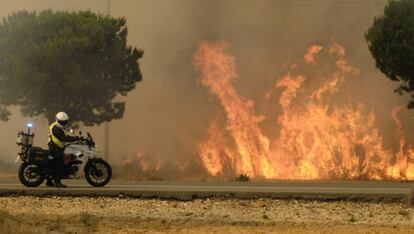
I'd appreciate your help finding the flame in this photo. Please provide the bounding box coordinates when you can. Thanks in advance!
[121,150,163,173]
[387,108,414,179]
[194,41,273,178]
[193,40,414,180]
[304,45,323,65]
[197,118,226,176]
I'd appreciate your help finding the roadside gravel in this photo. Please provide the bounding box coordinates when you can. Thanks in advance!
[0,196,413,233]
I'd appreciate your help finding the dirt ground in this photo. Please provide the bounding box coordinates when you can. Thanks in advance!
[0,196,413,233]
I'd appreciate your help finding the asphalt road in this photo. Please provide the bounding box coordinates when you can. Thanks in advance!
[0,179,412,200]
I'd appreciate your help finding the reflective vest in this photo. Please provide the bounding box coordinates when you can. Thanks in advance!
[48,122,65,148]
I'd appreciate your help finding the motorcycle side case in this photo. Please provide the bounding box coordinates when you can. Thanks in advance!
[27,147,50,165]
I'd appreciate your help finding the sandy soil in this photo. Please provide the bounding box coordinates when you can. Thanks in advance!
[0,196,413,233]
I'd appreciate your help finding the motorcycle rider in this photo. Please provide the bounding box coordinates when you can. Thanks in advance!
[47,112,79,188]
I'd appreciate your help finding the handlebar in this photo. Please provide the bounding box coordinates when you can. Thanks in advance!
[74,136,95,147]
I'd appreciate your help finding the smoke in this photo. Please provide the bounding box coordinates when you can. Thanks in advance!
[0,0,410,179]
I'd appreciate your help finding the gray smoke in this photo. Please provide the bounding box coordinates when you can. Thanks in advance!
[0,0,410,177]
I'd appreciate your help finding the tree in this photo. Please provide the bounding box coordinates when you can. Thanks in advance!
[366,0,414,108]
[0,10,143,124]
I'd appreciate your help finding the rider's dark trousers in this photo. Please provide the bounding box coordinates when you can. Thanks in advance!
[48,143,65,184]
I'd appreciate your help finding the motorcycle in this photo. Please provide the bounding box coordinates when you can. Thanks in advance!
[16,123,112,187]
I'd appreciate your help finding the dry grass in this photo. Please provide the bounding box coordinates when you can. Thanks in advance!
[0,209,45,234]
[0,212,101,234]
[0,213,413,234]
[80,212,99,231]
[0,196,414,233]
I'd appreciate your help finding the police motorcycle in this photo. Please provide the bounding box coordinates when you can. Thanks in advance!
[16,123,112,187]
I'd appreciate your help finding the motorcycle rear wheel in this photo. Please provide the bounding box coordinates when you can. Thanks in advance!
[85,159,112,187]
[18,162,45,187]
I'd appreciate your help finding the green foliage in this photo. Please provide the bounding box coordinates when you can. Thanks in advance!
[366,0,414,108]
[0,10,143,124]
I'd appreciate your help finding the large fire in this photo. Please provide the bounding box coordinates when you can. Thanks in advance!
[193,41,414,180]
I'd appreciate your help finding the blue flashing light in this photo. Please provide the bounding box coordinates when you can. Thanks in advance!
[27,123,33,128]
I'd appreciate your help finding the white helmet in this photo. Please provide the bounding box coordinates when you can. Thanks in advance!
[55,112,69,126]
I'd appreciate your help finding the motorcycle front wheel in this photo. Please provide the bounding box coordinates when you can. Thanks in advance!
[84,159,112,187]
[18,162,45,187]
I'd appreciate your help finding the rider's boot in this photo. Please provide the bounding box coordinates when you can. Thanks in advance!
[46,178,55,187]
[54,182,67,188]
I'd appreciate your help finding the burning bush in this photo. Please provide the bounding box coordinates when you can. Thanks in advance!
[193,40,414,180]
